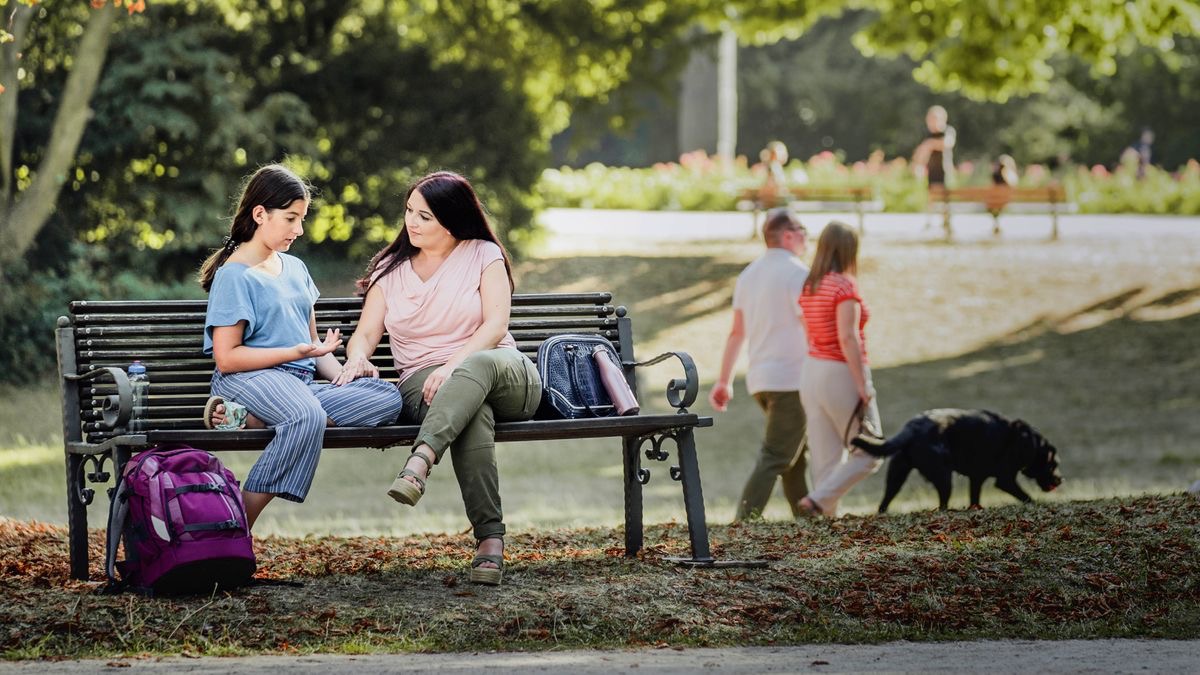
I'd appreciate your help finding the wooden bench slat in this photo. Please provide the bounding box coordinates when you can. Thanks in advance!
[68,292,616,313]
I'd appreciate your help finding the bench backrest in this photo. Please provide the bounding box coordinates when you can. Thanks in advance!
[61,293,631,443]
[930,184,1066,203]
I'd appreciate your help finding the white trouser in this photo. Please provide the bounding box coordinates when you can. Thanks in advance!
[799,357,883,516]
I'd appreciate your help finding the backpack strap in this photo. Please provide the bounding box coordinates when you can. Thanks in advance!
[101,471,131,593]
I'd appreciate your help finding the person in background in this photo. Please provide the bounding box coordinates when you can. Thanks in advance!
[914,106,957,229]
[796,221,882,517]
[1128,128,1155,179]
[200,164,405,529]
[709,208,811,521]
[992,154,1019,187]
[913,105,957,188]
[336,171,541,586]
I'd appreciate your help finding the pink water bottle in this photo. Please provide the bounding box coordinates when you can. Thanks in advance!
[592,346,640,415]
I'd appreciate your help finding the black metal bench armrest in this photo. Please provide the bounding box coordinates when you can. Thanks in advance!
[627,351,699,412]
[64,367,131,430]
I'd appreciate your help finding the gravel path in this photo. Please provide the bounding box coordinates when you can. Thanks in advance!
[3,640,1198,673]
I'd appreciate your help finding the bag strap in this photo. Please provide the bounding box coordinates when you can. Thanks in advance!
[843,399,884,447]
[627,351,699,411]
[843,399,866,447]
[565,345,603,417]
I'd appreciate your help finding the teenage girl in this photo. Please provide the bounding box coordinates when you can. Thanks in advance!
[199,164,405,528]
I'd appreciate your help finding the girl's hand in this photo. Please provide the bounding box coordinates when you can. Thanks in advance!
[859,383,876,404]
[296,328,342,358]
[331,354,378,386]
[421,363,455,405]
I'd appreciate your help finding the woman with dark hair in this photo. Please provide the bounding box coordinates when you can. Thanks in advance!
[200,164,405,529]
[335,170,540,585]
[795,221,883,517]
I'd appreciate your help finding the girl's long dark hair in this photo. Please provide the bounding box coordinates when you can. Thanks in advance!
[804,220,859,295]
[356,171,514,294]
[198,164,312,292]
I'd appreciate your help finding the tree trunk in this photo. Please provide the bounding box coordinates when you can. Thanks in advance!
[715,23,738,163]
[0,2,119,266]
[0,2,36,209]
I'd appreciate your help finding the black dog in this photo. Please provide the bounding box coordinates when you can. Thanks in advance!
[851,408,1062,512]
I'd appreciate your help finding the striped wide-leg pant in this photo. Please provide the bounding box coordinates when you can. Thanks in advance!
[211,365,404,502]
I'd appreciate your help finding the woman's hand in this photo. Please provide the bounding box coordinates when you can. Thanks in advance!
[858,383,876,404]
[421,363,455,405]
[296,328,342,358]
[331,353,378,386]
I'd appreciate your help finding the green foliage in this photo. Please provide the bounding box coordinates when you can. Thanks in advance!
[0,251,200,383]
[854,0,1200,101]
[1065,158,1200,215]
[564,12,1200,172]
[537,151,1200,215]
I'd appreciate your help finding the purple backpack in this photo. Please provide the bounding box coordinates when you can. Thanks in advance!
[104,445,256,595]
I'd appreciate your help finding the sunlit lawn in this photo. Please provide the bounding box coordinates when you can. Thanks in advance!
[2,227,1198,537]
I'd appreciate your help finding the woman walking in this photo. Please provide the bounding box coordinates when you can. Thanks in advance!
[796,221,882,517]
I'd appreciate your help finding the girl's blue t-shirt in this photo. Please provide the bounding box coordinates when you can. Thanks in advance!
[203,253,320,372]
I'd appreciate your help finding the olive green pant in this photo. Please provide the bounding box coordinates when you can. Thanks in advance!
[735,390,809,521]
[398,348,542,541]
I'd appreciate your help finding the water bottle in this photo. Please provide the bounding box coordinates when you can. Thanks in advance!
[591,346,640,416]
[127,360,149,432]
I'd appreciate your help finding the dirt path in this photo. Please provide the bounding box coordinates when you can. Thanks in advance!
[3,640,1197,673]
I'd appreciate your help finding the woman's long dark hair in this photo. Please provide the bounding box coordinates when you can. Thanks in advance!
[198,164,312,292]
[356,171,514,294]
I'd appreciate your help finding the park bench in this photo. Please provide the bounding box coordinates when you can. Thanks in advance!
[737,185,882,236]
[56,292,719,581]
[928,184,1077,240]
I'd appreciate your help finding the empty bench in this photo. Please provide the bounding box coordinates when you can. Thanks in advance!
[738,185,882,236]
[928,184,1077,240]
[56,292,717,581]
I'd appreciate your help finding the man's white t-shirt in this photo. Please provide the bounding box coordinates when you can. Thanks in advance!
[732,248,809,394]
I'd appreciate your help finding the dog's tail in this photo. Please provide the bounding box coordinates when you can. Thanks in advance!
[850,432,897,457]
[850,417,931,457]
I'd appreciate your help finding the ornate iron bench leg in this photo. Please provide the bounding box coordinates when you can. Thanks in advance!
[66,453,90,580]
[672,427,713,563]
[622,435,644,557]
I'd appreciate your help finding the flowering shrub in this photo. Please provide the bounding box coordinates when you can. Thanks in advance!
[537,151,1200,215]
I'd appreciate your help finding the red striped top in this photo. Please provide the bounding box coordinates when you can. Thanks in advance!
[798,272,869,363]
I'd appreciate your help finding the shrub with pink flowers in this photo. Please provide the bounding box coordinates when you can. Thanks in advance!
[537,151,1200,215]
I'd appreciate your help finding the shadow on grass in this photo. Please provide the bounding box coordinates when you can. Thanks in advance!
[516,255,745,342]
[869,284,1200,505]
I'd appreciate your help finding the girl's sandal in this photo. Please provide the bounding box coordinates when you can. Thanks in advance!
[203,396,248,431]
[387,451,433,506]
[469,552,504,586]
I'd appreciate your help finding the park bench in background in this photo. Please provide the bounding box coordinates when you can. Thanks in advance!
[737,185,882,236]
[57,292,720,581]
[928,184,1077,240]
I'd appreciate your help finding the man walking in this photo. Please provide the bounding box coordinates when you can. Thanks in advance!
[709,208,810,521]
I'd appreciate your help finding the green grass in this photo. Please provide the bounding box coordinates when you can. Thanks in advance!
[2,496,1198,658]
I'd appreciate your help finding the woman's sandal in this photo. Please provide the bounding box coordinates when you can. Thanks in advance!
[469,541,504,586]
[203,396,248,431]
[387,450,433,506]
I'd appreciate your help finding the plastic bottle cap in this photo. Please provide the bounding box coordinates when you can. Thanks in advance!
[129,361,147,375]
